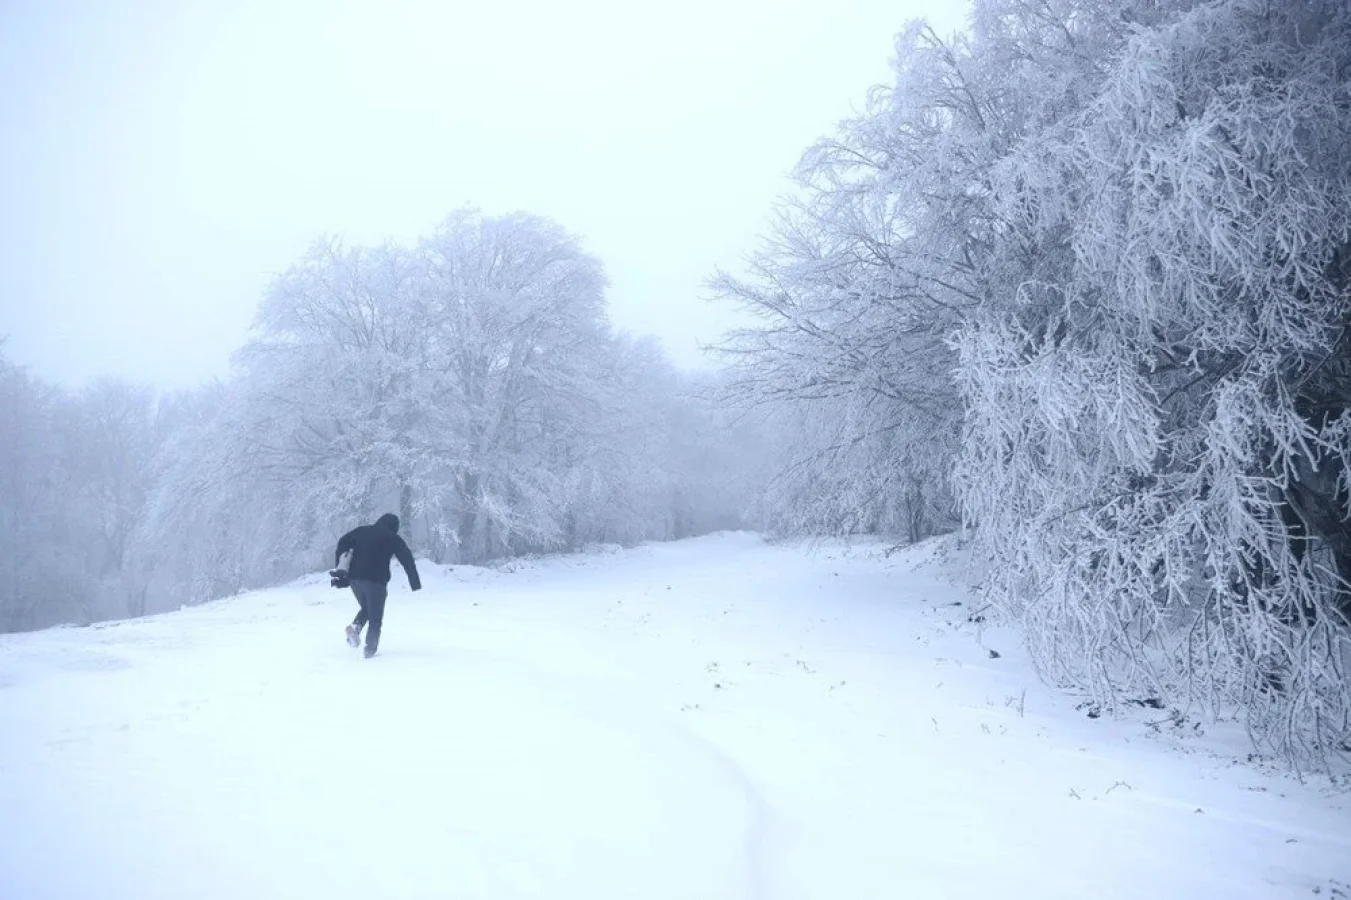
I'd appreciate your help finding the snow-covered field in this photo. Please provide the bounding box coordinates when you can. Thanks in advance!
[1,532,1347,899]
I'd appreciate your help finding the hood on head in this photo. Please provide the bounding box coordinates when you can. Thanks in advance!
[376,513,400,534]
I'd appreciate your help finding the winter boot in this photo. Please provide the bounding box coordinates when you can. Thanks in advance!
[346,623,361,648]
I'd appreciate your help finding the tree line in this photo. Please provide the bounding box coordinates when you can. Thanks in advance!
[1,210,764,632]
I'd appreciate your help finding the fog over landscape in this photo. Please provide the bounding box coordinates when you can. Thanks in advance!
[2,1,1350,897]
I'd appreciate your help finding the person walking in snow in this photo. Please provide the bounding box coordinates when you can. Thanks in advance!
[332,513,421,658]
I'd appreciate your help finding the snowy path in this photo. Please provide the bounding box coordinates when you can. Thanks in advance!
[1,533,1348,899]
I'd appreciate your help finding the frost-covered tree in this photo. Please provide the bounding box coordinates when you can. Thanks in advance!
[957,0,1351,762]
[61,380,159,616]
[711,16,1011,542]
[411,210,614,560]
[0,353,67,631]
[0,350,161,630]
[133,381,287,607]
[72,382,156,577]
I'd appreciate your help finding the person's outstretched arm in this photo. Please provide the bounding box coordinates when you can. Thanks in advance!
[394,536,422,591]
[335,529,357,568]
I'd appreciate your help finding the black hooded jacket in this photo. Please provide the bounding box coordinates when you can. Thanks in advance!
[335,513,422,590]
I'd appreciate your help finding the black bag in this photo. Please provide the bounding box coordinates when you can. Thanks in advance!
[330,549,353,589]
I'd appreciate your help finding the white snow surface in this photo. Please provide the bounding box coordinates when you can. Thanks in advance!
[2,532,1348,899]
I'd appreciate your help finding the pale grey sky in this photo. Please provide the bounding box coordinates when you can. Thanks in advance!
[0,0,969,390]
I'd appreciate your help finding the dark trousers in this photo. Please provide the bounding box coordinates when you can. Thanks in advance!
[351,579,389,652]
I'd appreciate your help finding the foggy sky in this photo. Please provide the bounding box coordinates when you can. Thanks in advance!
[0,0,969,391]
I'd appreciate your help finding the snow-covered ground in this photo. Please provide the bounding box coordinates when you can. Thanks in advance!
[1,532,1347,899]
